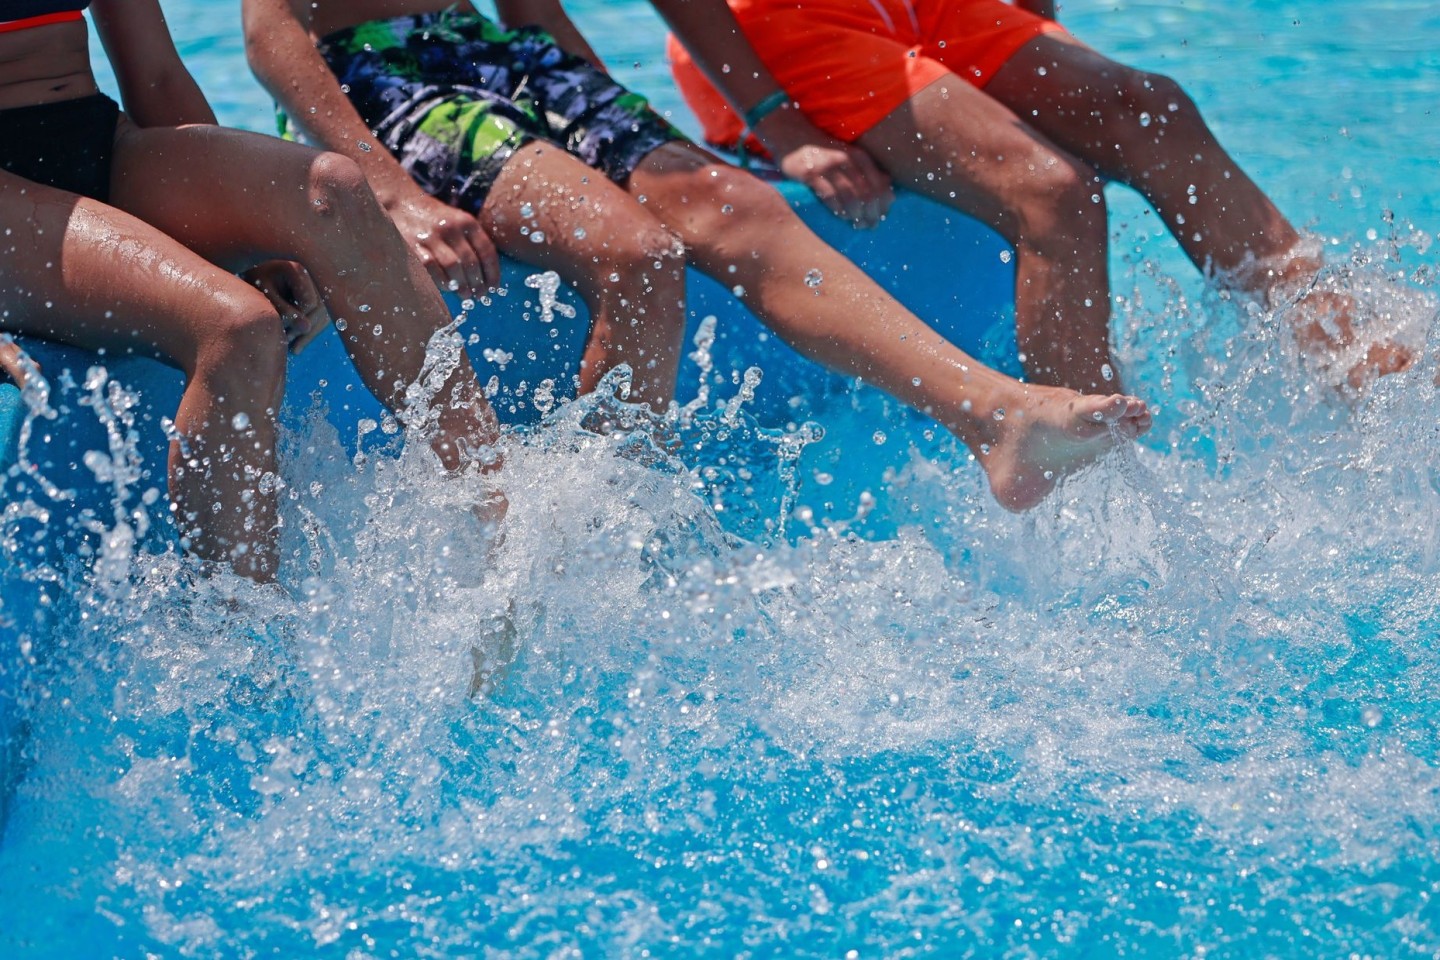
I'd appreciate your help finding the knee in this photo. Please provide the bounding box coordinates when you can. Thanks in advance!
[1005,153,1107,247]
[304,151,383,226]
[676,164,795,248]
[591,210,686,293]
[1113,69,1204,148]
[194,302,288,409]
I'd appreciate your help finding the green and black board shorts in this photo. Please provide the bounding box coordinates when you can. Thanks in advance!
[306,8,686,212]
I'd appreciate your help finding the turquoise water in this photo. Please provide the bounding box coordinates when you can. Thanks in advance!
[3,0,1440,956]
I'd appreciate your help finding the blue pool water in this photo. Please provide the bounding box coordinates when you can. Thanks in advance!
[4,0,1440,956]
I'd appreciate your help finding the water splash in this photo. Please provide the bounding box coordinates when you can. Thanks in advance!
[4,235,1440,957]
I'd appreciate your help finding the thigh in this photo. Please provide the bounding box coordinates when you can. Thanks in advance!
[106,119,344,272]
[477,140,675,277]
[855,73,1088,228]
[982,33,1150,177]
[0,168,271,370]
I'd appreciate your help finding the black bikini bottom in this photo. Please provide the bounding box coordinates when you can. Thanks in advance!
[0,93,120,202]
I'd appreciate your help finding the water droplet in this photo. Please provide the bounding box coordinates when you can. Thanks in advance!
[519,202,534,218]
[230,412,251,430]
[721,204,734,215]
[992,408,1006,421]
[872,430,887,445]
[1101,363,1114,382]
[979,443,991,454]
[999,249,1013,263]
[804,269,823,288]
[1092,410,1105,421]
[530,231,546,244]
[1138,112,1152,128]
[335,318,348,331]
[732,285,746,297]
[1043,470,1054,480]
[573,227,587,240]
[357,140,373,152]
[358,303,371,313]
[609,272,620,283]
[911,377,922,387]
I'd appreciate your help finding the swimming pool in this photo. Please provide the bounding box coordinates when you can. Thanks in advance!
[3,0,1440,956]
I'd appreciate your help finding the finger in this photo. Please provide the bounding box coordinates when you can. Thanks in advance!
[289,309,332,355]
[464,224,502,291]
[253,276,304,330]
[826,168,869,225]
[440,221,487,294]
[807,177,847,221]
[290,268,325,318]
[848,149,894,226]
[413,243,447,290]
[421,241,466,293]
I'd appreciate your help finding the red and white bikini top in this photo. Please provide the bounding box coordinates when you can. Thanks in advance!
[0,0,90,34]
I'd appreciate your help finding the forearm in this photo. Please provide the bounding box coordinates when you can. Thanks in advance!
[650,0,783,119]
[90,0,216,125]
[116,68,216,127]
[495,0,603,67]
[243,9,425,206]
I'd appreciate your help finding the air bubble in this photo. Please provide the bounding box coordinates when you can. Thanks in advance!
[530,231,546,244]
[999,250,1013,264]
[230,412,251,430]
[1101,363,1114,381]
[804,269,823,288]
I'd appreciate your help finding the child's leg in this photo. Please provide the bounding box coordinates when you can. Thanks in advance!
[0,169,288,580]
[629,142,1151,510]
[852,77,1115,391]
[984,34,1413,383]
[477,142,687,410]
[984,34,1298,288]
[107,123,501,473]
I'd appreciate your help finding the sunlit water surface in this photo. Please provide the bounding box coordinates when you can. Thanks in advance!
[4,0,1440,956]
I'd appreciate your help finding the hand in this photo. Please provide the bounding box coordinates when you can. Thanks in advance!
[759,111,895,228]
[0,334,36,388]
[243,260,330,354]
[385,191,501,295]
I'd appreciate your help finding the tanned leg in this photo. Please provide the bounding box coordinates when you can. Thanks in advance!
[855,78,1116,391]
[629,142,1151,509]
[107,122,502,473]
[0,168,287,579]
[478,142,686,410]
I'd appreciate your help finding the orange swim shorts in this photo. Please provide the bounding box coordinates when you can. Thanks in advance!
[668,0,1066,148]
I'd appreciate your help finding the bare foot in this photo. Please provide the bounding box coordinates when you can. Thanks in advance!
[1287,287,1415,390]
[970,387,1151,511]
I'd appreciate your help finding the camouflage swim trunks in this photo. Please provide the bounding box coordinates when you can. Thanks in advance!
[311,8,685,211]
